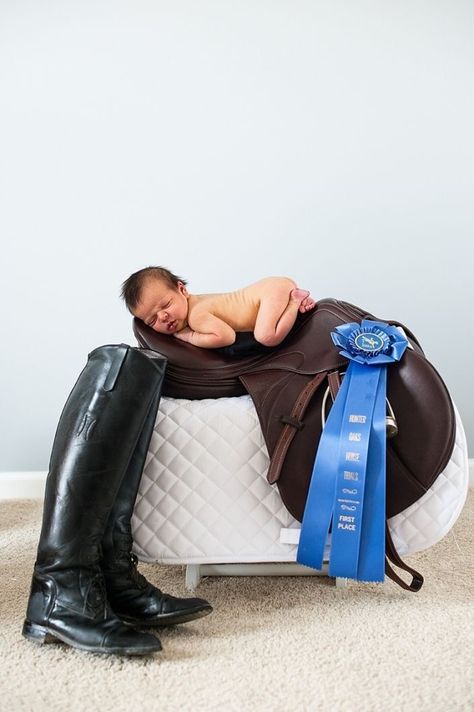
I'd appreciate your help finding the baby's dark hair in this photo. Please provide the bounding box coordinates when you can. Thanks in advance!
[120,266,187,313]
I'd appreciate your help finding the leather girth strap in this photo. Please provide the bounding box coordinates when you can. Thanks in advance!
[384,525,424,592]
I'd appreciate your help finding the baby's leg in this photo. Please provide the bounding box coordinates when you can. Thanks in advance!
[254,288,308,347]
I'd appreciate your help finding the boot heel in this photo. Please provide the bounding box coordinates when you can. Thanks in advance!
[22,620,59,645]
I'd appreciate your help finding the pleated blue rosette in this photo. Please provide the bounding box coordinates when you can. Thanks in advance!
[296,320,408,582]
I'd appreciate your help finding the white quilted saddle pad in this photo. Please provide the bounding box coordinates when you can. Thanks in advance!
[131,395,469,565]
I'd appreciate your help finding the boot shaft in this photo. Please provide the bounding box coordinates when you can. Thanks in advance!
[101,383,164,567]
[36,344,167,573]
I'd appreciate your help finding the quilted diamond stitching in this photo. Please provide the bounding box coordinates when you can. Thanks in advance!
[131,396,469,563]
[388,405,469,554]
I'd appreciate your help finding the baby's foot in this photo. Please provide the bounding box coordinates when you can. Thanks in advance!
[300,294,316,312]
[291,288,316,313]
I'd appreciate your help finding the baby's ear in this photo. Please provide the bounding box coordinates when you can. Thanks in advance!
[177,281,189,296]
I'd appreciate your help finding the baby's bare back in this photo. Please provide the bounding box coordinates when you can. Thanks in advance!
[189,277,295,332]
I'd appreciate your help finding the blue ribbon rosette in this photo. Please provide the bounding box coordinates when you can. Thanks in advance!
[296,320,408,582]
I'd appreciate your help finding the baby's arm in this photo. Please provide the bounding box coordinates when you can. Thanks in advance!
[174,312,236,348]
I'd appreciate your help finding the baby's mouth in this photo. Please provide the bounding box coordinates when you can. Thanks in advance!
[167,320,177,332]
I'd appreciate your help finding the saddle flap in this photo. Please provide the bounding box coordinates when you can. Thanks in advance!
[240,369,329,464]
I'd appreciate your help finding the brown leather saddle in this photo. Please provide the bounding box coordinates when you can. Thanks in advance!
[133,298,456,590]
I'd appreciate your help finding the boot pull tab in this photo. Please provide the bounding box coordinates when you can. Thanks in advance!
[103,344,129,392]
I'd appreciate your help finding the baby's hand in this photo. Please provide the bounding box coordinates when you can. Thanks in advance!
[173,326,194,343]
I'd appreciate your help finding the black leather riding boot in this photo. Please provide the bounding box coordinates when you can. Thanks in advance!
[101,382,213,627]
[22,345,164,655]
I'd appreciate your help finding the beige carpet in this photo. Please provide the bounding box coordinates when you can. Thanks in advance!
[1,494,473,712]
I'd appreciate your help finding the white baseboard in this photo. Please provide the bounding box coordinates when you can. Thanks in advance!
[0,471,47,500]
[1,461,474,500]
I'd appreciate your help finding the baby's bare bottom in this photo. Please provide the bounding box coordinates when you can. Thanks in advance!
[254,287,315,347]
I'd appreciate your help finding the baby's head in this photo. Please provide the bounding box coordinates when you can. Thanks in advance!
[121,266,189,335]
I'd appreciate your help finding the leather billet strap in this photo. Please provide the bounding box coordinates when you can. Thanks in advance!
[384,525,424,592]
[266,371,328,485]
[327,370,341,401]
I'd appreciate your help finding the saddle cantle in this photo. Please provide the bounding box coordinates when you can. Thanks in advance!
[133,298,456,589]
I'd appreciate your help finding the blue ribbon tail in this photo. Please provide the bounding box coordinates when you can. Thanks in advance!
[328,362,381,579]
[357,367,386,582]
[296,370,351,570]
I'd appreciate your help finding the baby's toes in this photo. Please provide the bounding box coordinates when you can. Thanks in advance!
[300,297,316,312]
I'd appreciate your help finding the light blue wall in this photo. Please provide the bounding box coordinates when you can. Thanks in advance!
[1,0,473,470]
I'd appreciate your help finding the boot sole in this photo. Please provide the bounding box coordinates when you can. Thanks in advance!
[119,604,213,628]
[22,620,162,656]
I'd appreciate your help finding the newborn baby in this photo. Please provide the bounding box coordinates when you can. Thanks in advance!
[121,266,316,349]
